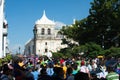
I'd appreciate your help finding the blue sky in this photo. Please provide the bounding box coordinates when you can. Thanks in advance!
[5,0,93,53]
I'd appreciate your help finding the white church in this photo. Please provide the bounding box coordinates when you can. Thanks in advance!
[24,11,67,56]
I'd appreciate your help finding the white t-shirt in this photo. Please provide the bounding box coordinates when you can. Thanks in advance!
[80,65,89,73]
[47,52,52,58]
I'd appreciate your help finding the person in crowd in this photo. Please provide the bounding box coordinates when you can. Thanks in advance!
[46,51,52,60]
[86,61,92,73]
[106,64,119,80]
[13,57,26,80]
[38,68,53,80]
[61,62,67,79]
[74,72,89,80]
[96,64,108,79]
[80,60,91,79]
[116,58,120,76]
[90,73,100,80]
[52,67,64,80]
[60,58,65,65]
[54,60,60,67]
[71,63,78,75]
[46,62,54,76]
[38,64,44,74]
[66,67,74,80]
[31,68,39,80]
[0,64,12,80]
[25,67,34,80]
[91,60,97,72]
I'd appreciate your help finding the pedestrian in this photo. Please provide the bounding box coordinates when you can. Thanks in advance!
[106,65,119,80]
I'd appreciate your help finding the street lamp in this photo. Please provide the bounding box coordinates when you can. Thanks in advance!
[33,26,37,56]
[19,46,21,54]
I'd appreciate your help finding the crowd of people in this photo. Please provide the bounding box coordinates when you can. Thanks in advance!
[0,55,119,80]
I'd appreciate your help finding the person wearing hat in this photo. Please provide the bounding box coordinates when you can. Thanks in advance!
[80,60,91,79]
[80,61,89,73]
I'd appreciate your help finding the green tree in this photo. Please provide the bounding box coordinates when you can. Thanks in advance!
[52,52,64,58]
[59,18,91,45]
[84,42,103,58]
[58,0,120,58]
[103,47,120,57]
[60,0,120,49]
[87,0,120,49]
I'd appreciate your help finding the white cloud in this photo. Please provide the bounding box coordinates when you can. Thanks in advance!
[55,21,66,29]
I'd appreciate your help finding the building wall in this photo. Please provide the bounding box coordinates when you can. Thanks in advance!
[0,0,4,58]
[25,34,66,56]
[36,24,55,39]
[25,26,67,56]
[24,39,34,55]
[24,11,67,56]
[36,39,64,56]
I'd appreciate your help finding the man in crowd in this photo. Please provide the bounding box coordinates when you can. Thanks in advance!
[106,65,119,80]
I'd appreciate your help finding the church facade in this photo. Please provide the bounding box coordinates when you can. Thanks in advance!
[24,11,67,56]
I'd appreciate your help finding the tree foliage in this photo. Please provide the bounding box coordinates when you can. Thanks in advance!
[60,0,120,49]
[58,0,120,57]
[88,0,120,49]
[84,42,103,58]
[103,47,120,57]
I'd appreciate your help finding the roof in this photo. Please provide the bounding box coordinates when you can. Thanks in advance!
[35,10,55,25]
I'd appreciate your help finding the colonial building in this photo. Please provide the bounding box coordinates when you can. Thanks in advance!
[0,0,8,58]
[3,19,8,57]
[24,11,67,56]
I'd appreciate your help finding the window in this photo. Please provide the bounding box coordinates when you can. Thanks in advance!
[48,28,51,35]
[45,42,47,45]
[45,48,48,53]
[28,46,31,55]
[3,22,8,28]
[41,28,45,35]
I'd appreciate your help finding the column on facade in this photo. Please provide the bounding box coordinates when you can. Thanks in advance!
[3,36,6,57]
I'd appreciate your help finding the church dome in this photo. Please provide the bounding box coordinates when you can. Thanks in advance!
[35,11,55,25]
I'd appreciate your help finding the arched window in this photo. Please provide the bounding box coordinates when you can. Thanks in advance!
[45,42,47,45]
[41,28,45,35]
[45,48,48,53]
[48,28,51,35]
